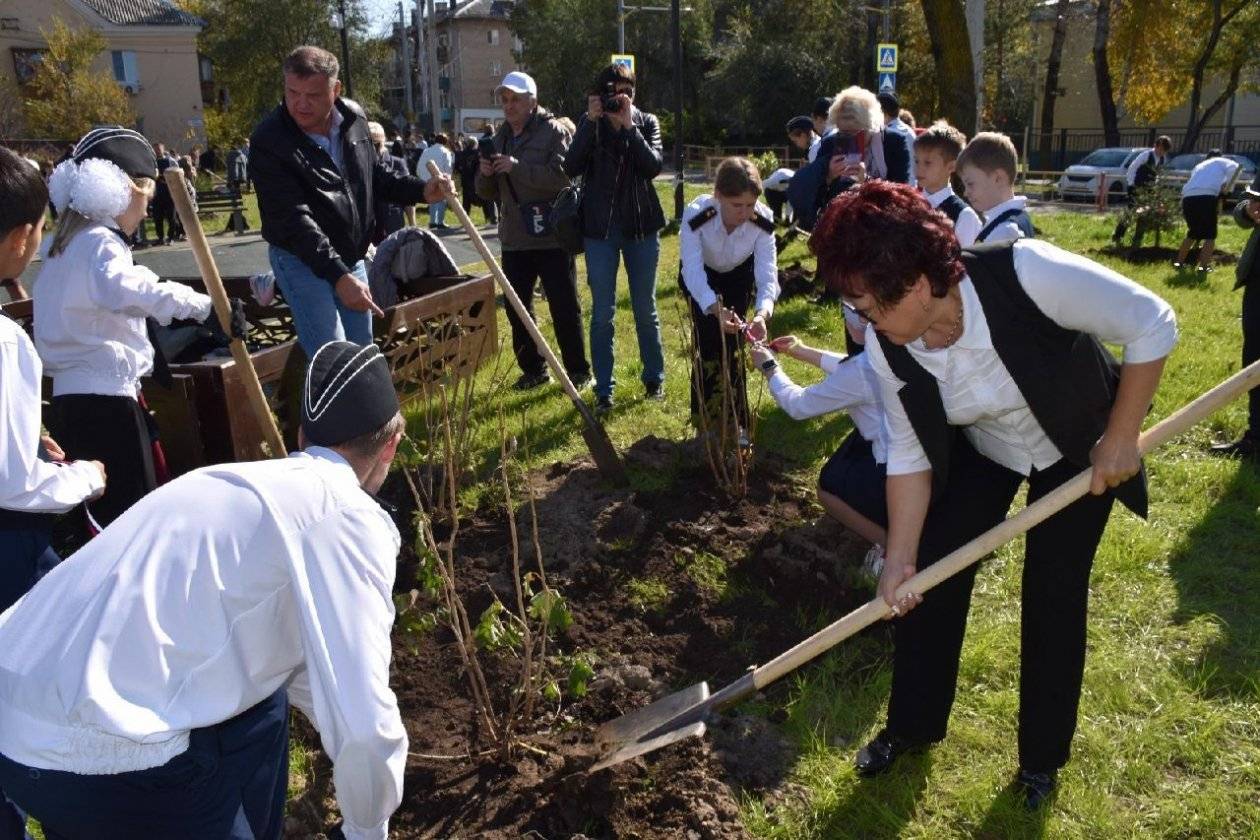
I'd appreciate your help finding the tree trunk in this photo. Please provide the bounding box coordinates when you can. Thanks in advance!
[920,0,977,135]
[1184,61,1243,153]
[1037,0,1070,167]
[1093,0,1119,146]
[1181,0,1246,153]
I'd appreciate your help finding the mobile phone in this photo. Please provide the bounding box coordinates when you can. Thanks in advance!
[478,137,497,159]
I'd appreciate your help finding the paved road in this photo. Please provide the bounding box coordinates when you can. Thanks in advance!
[15,225,500,291]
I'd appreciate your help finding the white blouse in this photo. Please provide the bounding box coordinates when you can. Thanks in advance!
[766,350,888,464]
[924,184,982,248]
[680,195,780,317]
[863,239,1178,477]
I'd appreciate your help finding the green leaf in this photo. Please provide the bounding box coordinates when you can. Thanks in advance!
[529,588,573,633]
[543,679,562,703]
[474,600,522,652]
[566,653,596,699]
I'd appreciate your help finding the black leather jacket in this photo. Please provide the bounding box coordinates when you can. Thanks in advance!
[564,107,665,240]
[249,98,428,284]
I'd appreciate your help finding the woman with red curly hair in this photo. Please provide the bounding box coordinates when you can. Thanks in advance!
[810,180,1177,808]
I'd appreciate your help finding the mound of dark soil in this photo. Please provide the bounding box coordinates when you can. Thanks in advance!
[290,436,877,838]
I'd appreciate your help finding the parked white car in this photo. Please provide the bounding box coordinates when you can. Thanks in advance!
[1057,147,1147,201]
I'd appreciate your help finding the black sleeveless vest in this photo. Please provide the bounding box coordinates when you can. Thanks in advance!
[876,242,1148,517]
[936,193,968,225]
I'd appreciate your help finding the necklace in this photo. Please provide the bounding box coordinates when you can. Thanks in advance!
[927,298,964,349]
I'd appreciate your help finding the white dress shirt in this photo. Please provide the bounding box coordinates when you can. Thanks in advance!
[680,195,780,317]
[767,350,888,464]
[0,448,405,840]
[977,196,1029,244]
[924,184,982,247]
[1124,149,1164,188]
[33,225,212,398]
[0,316,103,514]
[863,239,1178,477]
[1181,157,1241,198]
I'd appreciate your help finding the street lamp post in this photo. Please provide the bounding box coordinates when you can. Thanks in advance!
[337,0,354,99]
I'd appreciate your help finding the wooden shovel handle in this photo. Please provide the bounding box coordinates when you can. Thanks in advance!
[751,358,1260,690]
[425,160,587,407]
[164,169,286,459]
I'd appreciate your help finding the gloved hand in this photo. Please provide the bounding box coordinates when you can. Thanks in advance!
[203,297,250,341]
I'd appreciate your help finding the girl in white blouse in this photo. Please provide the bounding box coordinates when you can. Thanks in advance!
[679,157,779,438]
[810,180,1177,808]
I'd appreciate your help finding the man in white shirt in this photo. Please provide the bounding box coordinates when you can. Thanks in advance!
[1175,150,1242,273]
[0,341,409,840]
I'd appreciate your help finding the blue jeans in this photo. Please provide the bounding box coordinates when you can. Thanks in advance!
[583,232,664,399]
[269,246,371,356]
[0,689,289,840]
[0,528,60,840]
[429,200,447,227]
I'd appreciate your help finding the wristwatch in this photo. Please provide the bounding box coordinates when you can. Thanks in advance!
[759,357,778,374]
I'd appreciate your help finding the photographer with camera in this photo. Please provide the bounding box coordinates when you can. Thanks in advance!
[564,63,666,415]
[476,72,591,391]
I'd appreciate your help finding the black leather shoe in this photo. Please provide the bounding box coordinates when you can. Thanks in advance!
[1209,435,1259,461]
[854,729,925,777]
[1015,768,1058,810]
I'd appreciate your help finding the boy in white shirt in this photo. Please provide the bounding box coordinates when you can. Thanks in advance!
[0,342,410,840]
[1175,150,1242,274]
[914,121,982,247]
[957,132,1034,243]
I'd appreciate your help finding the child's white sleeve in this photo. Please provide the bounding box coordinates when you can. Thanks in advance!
[88,236,213,324]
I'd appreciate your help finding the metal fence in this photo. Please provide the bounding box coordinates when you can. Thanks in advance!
[1020,125,1260,170]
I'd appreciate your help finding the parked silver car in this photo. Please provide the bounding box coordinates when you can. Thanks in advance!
[1161,153,1257,204]
[1057,147,1148,201]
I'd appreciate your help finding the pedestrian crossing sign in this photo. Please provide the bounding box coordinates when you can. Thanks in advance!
[878,72,896,93]
[876,43,898,73]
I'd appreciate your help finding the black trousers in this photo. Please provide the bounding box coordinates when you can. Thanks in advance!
[886,436,1115,771]
[1112,186,1148,244]
[47,394,157,529]
[683,256,755,429]
[153,192,177,243]
[1243,279,1259,437]
[502,247,589,380]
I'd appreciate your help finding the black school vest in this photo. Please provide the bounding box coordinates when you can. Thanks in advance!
[936,193,968,225]
[876,242,1148,517]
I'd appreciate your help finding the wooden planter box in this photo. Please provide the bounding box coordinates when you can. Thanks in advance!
[4,273,497,477]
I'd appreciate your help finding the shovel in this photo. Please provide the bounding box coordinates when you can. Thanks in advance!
[425,160,628,485]
[591,359,1260,771]
[165,168,286,459]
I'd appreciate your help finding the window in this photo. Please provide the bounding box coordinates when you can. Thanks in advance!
[11,48,44,85]
[488,28,499,45]
[490,61,501,77]
[111,50,140,87]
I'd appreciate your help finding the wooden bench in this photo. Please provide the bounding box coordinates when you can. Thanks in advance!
[194,189,249,236]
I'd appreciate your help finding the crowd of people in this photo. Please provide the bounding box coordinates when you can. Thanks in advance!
[0,39,1256,839]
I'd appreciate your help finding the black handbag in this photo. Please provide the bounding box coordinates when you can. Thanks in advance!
[550,177,584,255]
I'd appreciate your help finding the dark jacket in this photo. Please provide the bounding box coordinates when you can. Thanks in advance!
[877,242,1148,518]
[1234,197,1259,290]
[882,120,915,185]
[373,149,411,243]
[476,110,572,251]
[564,107,665,240]
[249,97,428,285]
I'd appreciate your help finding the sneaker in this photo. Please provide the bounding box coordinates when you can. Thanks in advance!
[571,373,593,392]
[1171,260,1184,269]
[512,371,550,391]
[1195,264,1214,274]
[594,395,614,416]
[644,382,664,401]
[1208,435,1258,461]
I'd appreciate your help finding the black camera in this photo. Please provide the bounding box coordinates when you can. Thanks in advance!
[478,136,497,159]
[601,82,624,114]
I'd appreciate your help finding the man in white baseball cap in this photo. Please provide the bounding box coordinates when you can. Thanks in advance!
[476,70,591,392]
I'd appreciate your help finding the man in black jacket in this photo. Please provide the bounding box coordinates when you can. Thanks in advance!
[250,45,449,355]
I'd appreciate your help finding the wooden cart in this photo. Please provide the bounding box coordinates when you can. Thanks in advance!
[4,272,497,477]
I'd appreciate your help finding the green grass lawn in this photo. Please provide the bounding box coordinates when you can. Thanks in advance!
[430,193,1259,838]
